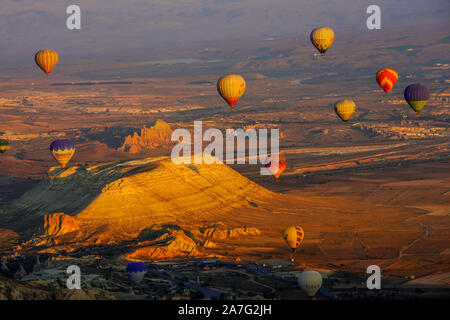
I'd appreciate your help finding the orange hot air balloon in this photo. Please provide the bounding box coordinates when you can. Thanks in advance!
[217,74,246,109]
[376,68,398,94]
[265,155,287,179]
[35,50,59,76]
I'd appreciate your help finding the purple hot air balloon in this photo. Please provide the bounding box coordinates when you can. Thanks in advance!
[404,83,430,114]
[49,139,75,151]
[126,262,147,285]
[49,139,75,169]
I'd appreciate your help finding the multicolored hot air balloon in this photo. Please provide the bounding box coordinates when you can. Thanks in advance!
[49,139,75,169]
[335,99,356,122]
[376,68,398,94]
[0,139,9,154]
[310,27,335,56]
[404,83,430,116]
[35,49,59,77]
[283,226,304,253]
[126,262,147,285]
[298,270,323,299]
[217,74,246,109]
[265,155,287,179]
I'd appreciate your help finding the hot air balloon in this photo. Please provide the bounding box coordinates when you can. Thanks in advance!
[0,139,9,154]
[310,27,335,56]
[404,83,429,116]
[283,226,304,253]
[126,262,147,285]
[217,74,246,109]
[298,270,323,299]
[335,99,356,122]
[376,68,398,94]
[49,139,75,169]
[265,155,287,179]
[35,49,59,77]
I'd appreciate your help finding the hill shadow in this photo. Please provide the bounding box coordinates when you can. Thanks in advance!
[0,159,160,236]
[86,126,137,149]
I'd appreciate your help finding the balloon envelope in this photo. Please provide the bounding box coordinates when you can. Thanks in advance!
[376,68,398,94]
[404,83,429,115]
[335,99,356,122]
[310,27,335,55]
[265,155,287,179]
[35,49,59,76]
[283,226,304,252]
[298,270,323,298]
[0,139,9,154]
[217,74,246,109]
[126,262,147,285]
[49,139,75,169]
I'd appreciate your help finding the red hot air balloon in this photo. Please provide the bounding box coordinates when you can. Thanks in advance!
[376,68,398,94]
[265,155,287,179]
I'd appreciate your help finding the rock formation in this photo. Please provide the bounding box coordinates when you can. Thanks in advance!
[32,256,40,273]
[62,289,115,300]
[119,120,173,153]
[14,265,27,279]
[200,222,261,240]
[202,240,216,248]
[0,275,53,300]
[41,213,80,237]
[0,258,9,273]
[128,229,204,260]
[0,275,115,300]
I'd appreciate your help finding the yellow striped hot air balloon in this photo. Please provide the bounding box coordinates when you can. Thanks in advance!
[50,140,75,169]
[217,74,246,109]
[310,27,335,56]
[35,49,59,77]
[335,99,356,122]
[283,226,304,253]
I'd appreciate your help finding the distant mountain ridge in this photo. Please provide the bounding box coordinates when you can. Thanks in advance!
[1,0,447,63]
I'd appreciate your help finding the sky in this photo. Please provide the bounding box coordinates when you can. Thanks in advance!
[0,0,448,63]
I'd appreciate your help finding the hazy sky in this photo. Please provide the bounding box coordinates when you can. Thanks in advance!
[1,0,448,62]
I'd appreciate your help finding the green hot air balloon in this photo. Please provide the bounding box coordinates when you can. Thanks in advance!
[0,139,9,154]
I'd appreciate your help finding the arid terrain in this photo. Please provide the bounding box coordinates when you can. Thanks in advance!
[0,25,449,300]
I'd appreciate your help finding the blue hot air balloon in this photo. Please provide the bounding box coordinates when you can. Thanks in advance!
[126,262,147,285]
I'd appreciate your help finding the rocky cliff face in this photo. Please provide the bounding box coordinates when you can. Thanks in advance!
[42,213,80,237]
[119,120,173,153]
[201,222,261,240]
[0,228,18,249]
[128,229,204,260]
